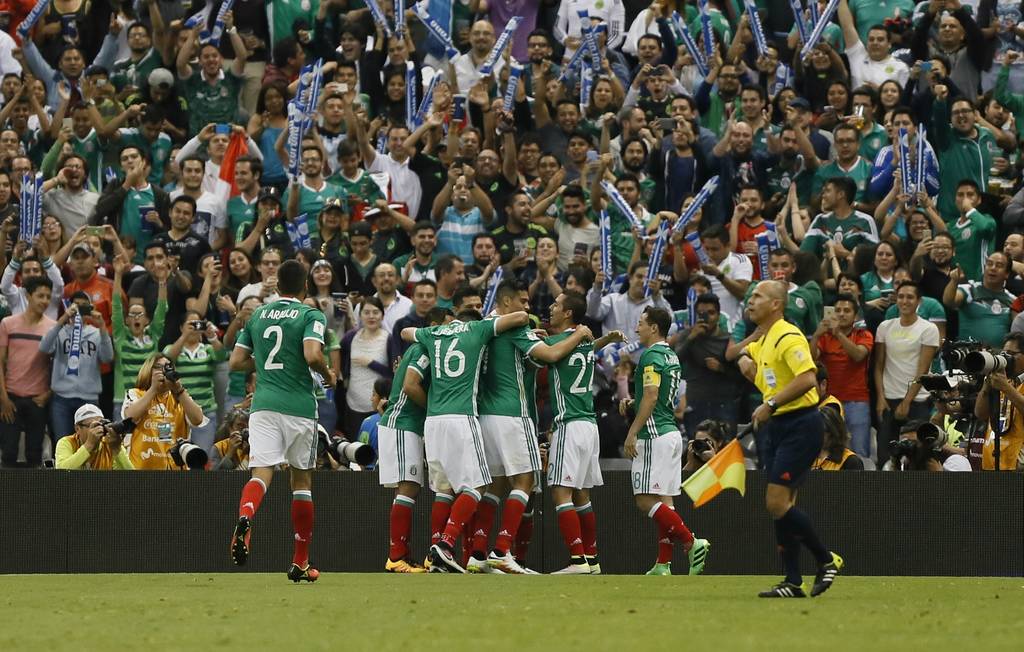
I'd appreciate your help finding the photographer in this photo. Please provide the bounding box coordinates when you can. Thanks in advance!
[973,333,1024,471]
[812,406,864,471]
[210,408,250,471]
[54,405,133,470]
[40,292,114,439]
[122,353,205,470]
[683,420,728,472]
[883,420,972,472]
[676,293,744,435]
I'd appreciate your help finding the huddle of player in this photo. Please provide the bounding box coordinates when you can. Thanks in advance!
[382,281,710,575]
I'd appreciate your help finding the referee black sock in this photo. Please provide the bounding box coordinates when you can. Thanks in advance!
[779,507,829,565]
[773,519,802,586]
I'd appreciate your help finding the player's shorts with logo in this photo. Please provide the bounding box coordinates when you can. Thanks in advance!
[247,411,317,470]
[631,430,682,496]
[424,415,491,493]
[377,425,426,487]
[479,414,542,477]
[546,420,603,489]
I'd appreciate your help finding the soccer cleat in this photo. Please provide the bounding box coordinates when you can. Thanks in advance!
[486,551,533,574]
[423,554,432,571]
[758,581,807,598]
[551,561,591,575]
[467,556,505,574]
[645,562,672,576]
[429,544,466,574]
[287,563,320,583]
[230,516,251,566]
[810,552,844,597]
[386,558,428,573]
[586,556,601,575]
[687,538,710,576]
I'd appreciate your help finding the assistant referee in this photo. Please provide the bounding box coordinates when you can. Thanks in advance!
[739,281,842,598]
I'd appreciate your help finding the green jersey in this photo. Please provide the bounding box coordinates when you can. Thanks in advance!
[950,209,997,281]
[380,343,431,434]
[110,49,162,92]
[180,70,244,137]
[163,342,227,412]
[122,185,158,263]
[282,181,345,240]
[236,297,326,418]
[478,322,542,419]
[546,331,596,426]
[858,123,888,163]
[112,292,167,402]
[414,319,497,417]
[117,128,173,187]
[327,169,385,210]
[800,209,879,254]
[812,157,873,203]
[72,130,105,191]
[957,282,1015,348]
[268,0,319,44]
[633,342,682,439]
[861,270,895,302]
[227,195,258,237]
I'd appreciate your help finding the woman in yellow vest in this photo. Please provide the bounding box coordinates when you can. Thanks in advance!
[813,405,864,471]
[122,353,206,470]
[55,404,134,470]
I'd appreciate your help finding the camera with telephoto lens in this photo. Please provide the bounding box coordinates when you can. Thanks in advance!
[888,422,947,471]
[162,362,180,384]
[100,418,134,439]
[318,426,377,467]
[169,438,208,469]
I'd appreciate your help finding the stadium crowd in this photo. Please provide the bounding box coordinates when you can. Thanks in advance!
[0,0,1023,473]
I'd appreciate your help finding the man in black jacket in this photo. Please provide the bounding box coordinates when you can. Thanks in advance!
[91,146,170,264]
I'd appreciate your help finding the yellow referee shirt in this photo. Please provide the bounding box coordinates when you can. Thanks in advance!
[747,319,819,415]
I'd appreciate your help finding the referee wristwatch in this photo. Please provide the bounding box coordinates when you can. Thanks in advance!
[765,397,778,413]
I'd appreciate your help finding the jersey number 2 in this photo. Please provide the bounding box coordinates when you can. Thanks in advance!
[263,325,284,370]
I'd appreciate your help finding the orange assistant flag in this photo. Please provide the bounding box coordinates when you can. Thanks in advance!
[681,438,746,508]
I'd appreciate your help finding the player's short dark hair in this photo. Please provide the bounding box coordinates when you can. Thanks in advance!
[834,292,860,312]
[337,139,360,160]
[890,106,915,123]
[426,306,451,325]
[144,241,168,257]
[412,220,436,236]
[472,233,495,249]
[851,85,878,105]
[643,307,672,337]
[770,247,794,262]
[23,275,53,295]
[694,419,727,444]
[741,84,766,103]
[413,279,436,294]
[456,309,482,322]
[736,183,763,199]
[180,155,205,171]
[560,290,587,324]
[277,259,308,296]
[628,260,648,277]
[833,123,860,142]
[1003,331,1024,351]
[452,285,481,309]
[825,177,857,204]
[493,280,520,306]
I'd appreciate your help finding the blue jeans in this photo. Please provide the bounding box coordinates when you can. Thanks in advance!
[189,409,218,453]
[318,397,338,437]
[50,395,90,444]
[684,398,739,438]
[843,401,872,458]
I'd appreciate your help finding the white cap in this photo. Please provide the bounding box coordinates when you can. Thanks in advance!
[74,404,104,424]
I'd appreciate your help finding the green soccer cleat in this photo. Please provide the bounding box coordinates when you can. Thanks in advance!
[687,538,710,576]
[811,552,844,597]
[758,581,807,598]
[645,562,672,576]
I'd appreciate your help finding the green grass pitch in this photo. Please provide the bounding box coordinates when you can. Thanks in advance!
[2,575,1022,651]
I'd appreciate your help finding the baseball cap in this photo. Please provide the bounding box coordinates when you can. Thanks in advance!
[74,404,104,424]
[788,97,811,110]
[350,221,372,238]
[257,186,282,204]
[320,197,345,213]
[148,68,174,90]
[71,242,94,257]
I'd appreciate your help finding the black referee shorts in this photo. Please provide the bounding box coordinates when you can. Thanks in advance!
[762,407,824,487]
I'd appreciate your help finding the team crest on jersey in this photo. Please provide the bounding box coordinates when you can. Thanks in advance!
[313,321,325,335]
[795,297,805,309]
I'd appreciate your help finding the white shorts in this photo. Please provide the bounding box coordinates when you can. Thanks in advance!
[377,426,426,487]
[479,414,541,477]
[631,431,683,496]
[424,415,491,494]
[248,411,318,470]
[547,420,603,490]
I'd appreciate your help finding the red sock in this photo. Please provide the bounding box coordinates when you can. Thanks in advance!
[471,494,499,556]
[514,511,534,563]
[650,503,693,548]
[494,490,529,555]
[576,502,597,557]
[389,496,415,562]
[555,502,585,557]
[291,491,314,567]
[430,494,453,546]
[441,491,480,549]
[657,522,673,564]
[238,478,266,520]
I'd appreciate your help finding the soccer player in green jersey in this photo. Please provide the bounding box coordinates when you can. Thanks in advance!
[469,281,594,575]
[400,307,531,573]
[546,291,625,574]
[228,260,336,583]
[378,310,450,574]
[620,307,711,576]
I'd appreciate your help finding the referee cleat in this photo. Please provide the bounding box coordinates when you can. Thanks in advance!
[287,563,320,583]
[487,551,532,574]
[585,555,601,575]
[467,557,505,574]
[758,581,807,598]
[645,562,672,576]
[429,543,466,573]
[687,538,711,576]
[386,558,428,573]
[810,552,844,597]
[230,516,251,566]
